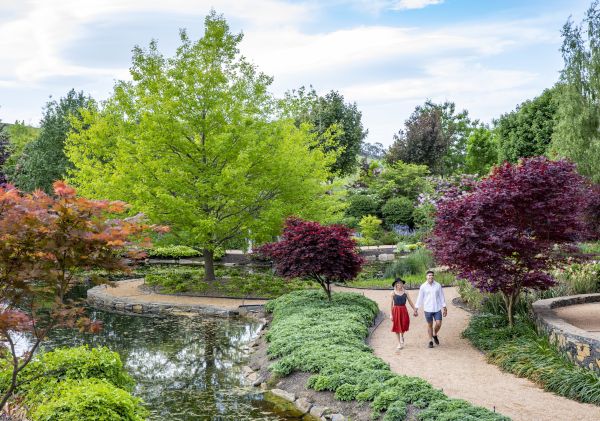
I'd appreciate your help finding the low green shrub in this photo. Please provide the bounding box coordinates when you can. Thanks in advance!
[0,346,134,406]
[418,398,507,421]
[266,290,506,420]
[147,245,201,258]
[456,279,485,310]
[29,379,148,421]
[0,346,144,420]
[379,231,400,245]
[382,197,414,227]
[551,262,600,295]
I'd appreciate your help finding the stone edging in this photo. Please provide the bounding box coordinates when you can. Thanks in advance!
[532,293,600,373]
[86,279,261,318]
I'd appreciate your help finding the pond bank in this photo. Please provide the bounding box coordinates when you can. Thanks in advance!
[87,279,266,318]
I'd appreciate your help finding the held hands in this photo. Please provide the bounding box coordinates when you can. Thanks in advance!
[413,309,418,317]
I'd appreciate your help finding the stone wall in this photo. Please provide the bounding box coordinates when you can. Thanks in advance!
[87,279,260,318]
[532,293,600,373]
[147,246,400,266]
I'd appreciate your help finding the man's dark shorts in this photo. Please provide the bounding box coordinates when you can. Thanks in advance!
[424,310,442,323]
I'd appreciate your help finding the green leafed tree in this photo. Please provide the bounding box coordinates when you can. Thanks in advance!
[4,121,39,183]
[464,126,498,175]
[282,86,368,177]
[12,90,95,193]
[552,1,600,182]
[495,88,557,164]
[66,12,338,282]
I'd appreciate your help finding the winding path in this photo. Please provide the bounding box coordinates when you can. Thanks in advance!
[339,286,600,421]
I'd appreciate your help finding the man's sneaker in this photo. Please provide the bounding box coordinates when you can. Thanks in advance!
[428,341,434,348]
[433,335,440,345]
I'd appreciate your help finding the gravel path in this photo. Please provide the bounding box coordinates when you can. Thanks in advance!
[337,286,600,421]
[98,279,267,310]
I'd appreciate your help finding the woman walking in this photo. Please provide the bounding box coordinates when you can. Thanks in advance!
[390,278,416,349]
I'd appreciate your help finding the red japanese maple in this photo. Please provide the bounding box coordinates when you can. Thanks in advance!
[0,181,164,409]
[257,217,364,300]
[429,157,589,325]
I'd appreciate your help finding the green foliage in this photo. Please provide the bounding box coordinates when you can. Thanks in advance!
[464,311,600,405]
[345,194,380,219]
[4,121,39,180]
[13,89,95,193]
[281,87,368,177]
[378,230,400,245]
[358,215,382,242]
[384,248,434,278]
[144,265,313,298]
[464,127,497,175]
[552,4,600,182]
[66,12,339,281]
[372,161,430,203]
[413,202,436,231]
[456,279,485,311]
[348,270,455,289]
[265,290,504,420]
[495,88,557,163]
[551,262,600,295]
[29,379,148,421]
[0,346,143,420]
[0,346,134,406]
[382,197,414,227]
[418,398,510,421]
[147,245,201,258]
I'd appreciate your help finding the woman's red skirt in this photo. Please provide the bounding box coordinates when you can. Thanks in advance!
[391,305,410,333]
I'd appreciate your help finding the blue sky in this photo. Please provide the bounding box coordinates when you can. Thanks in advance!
[0,0,591,146]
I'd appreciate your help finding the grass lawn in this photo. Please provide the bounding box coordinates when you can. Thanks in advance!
[347,270,456,289]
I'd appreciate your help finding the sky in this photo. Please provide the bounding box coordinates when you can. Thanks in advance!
[0,0,591,146]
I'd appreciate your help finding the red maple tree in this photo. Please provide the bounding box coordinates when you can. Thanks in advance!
[429,157,590,325]
[257,217,364,300]
[0,181,164,409]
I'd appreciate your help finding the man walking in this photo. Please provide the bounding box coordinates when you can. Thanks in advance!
[414,270,447,348]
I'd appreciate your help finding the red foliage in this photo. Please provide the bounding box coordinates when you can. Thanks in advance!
[429,157,590,322]
[257,217,364,299]
[585,184,600,241]
[0,181,164,409]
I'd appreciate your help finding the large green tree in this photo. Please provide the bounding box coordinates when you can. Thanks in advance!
[552,1,600,182]
[67,12,337,282]
[282,86,368,177]
[4,121,39,183]
[495,88,557,163]
[12,90,95,193]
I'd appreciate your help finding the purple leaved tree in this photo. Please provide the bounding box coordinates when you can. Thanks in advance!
[429,157,590,326]
[257,217,365,301]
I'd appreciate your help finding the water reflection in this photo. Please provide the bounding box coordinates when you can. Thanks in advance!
[39,310,298,421]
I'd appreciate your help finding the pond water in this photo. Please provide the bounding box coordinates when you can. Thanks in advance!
[37,309,300,421]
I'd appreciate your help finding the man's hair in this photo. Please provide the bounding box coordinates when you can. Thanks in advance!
[426,270,435,275]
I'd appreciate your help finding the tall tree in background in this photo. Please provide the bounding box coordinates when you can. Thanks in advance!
[0,120,10,185]
[386,101,474,175]
[13,90,95,193]
[495,88,557,163]
[282,87,368,177]
[4,121,39,183]
[67,12,338,283]
[552,1,600,183]
[464,126,497,175]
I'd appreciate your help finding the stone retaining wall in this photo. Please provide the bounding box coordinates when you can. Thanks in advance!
[532,293,600,373]
[148,245,400,266]
[87,279,260,318]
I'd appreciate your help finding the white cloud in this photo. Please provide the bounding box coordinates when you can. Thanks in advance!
[0,0,313,85]
[392,0,444,11]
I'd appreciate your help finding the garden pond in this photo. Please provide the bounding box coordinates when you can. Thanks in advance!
[30,307,302,420]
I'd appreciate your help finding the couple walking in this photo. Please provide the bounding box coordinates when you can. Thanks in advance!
[389,270,447,349]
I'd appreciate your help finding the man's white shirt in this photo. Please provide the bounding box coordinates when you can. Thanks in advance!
[415,281,446,313]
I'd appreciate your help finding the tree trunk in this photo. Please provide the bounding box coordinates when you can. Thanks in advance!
[502,291,517,328]
[324,281,332,301]
[203,249,215,282]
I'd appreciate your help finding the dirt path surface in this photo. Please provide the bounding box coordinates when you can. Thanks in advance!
[554,302,600,333]
[98,279,267,310]
[336,286,600,421]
